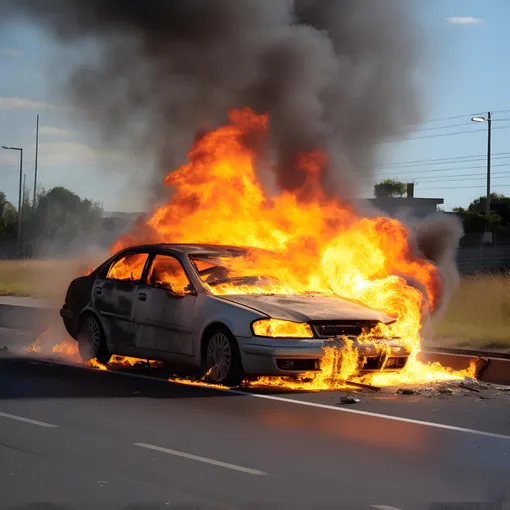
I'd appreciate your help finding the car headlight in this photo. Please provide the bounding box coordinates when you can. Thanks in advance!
[252,319,314,338]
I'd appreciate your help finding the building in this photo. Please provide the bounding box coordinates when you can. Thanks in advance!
[367,197,444,219]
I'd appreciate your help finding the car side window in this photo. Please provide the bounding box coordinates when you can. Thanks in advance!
[106,253,148,282]
[146,255,194,296]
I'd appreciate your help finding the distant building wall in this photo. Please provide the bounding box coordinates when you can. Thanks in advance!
[367,197,444,219]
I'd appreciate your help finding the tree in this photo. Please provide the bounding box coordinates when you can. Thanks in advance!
[468,193,509,214]
[14,186,102,247]
[374,179,407,198]
[0,192,17,239]
[452,206,502,234]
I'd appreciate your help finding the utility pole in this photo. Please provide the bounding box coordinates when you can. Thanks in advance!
[486,111,492,215]
[17,149,23,241]
[22,173,26,205]
[471,112,492,215]
[34,114,39,206]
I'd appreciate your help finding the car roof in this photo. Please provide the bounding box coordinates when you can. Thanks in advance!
[122,243,252,256]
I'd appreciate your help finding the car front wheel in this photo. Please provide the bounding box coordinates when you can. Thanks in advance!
[203,327,244,387]
[77,314,111,365]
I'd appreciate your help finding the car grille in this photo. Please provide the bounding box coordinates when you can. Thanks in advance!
[311,320,381,338]
[361,356,408,371]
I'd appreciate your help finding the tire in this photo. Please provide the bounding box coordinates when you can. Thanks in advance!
[203,326,245,387]
[77,314,111,365]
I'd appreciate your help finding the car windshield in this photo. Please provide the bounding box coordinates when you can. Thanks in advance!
[189,251,304,296]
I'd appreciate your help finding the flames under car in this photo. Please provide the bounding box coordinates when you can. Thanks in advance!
[60,243,410,387]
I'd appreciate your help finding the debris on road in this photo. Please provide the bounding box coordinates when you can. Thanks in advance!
[0,345,7,351]
[438,387,454,395]
[397,388,419,395]
[346,380,380,392]
[459,382,480,393]
[340,395,360,404]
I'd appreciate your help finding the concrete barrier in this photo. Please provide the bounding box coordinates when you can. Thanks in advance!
[0,299,58,332]
[419,350,510,386]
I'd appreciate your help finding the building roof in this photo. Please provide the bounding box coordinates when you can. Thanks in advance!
[368,197,444,205]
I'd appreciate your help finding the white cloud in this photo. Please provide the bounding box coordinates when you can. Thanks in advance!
[0,49,23,57]
[0,97,53,111]
[38,126,74,138]
[446,16,484,24]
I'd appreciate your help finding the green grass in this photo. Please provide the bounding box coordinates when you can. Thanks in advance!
[434,272,510,351]
[0,259,92,301]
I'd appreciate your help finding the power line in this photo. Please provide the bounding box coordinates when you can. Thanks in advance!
[398,121,473,134]
[418,184,510,191]
[368,152,510,169]
[376,162,510,178]
[369,124,510,145]
[399,112,484,127]
[406,171,510,183]
[401,108,510,127]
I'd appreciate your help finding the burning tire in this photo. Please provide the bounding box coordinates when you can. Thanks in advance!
[77,314,111,365]
[203,326,244,387]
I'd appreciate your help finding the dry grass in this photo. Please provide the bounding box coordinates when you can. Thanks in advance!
[434,272,510,350]
[0,258,94,302]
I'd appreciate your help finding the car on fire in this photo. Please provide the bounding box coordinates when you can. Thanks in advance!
[60,243,410,387]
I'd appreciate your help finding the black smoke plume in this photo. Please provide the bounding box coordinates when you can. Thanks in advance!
[1,0,426,196]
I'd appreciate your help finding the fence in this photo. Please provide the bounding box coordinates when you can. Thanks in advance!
[456,245,510,275]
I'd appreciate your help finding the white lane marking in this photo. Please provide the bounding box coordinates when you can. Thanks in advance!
[19,357,510,441]
[371,506,404,510]
[0,411,58,428]
[244,392,510,441]
[134,442,266,476]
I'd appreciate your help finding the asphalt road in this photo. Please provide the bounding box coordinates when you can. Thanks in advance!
[1,329,510,510]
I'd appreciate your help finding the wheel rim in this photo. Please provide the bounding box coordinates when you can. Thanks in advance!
[88,317,101,353]
[80,316,101,357]
[206,332,232,383]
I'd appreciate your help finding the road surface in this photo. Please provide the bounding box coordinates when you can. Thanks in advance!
[1,328,509,510]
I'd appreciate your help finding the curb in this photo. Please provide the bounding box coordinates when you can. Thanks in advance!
[0,303,57,331]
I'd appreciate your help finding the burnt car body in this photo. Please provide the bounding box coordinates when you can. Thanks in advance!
[61,243,409,387]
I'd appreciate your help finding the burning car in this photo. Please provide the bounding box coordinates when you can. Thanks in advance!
[61,243,410,387]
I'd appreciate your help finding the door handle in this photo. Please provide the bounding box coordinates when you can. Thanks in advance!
[138,292,147,302]
[95,288,103,296]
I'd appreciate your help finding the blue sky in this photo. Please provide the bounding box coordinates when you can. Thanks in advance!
[0,1,509,212]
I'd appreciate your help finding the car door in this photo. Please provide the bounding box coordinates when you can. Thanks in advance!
[92,251,149,347]
[135,253,197,357]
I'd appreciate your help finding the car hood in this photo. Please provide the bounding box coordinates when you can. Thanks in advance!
[218,294,396,324]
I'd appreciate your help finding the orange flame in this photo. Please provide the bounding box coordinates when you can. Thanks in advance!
[52,340,79,356]
[110,107,466,387]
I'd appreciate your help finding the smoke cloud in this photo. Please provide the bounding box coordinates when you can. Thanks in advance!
[1,0,425,196]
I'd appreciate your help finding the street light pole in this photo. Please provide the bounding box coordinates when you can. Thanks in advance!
[471,113,492,215]
[34,114,39,207]
[486,111,492,215]
[1,146,24,241]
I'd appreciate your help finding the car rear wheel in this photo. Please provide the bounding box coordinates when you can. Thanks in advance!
[203,327,244,387]
[78,314,111,365]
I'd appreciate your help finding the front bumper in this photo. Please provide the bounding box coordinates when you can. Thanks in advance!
[238,336,409,376]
